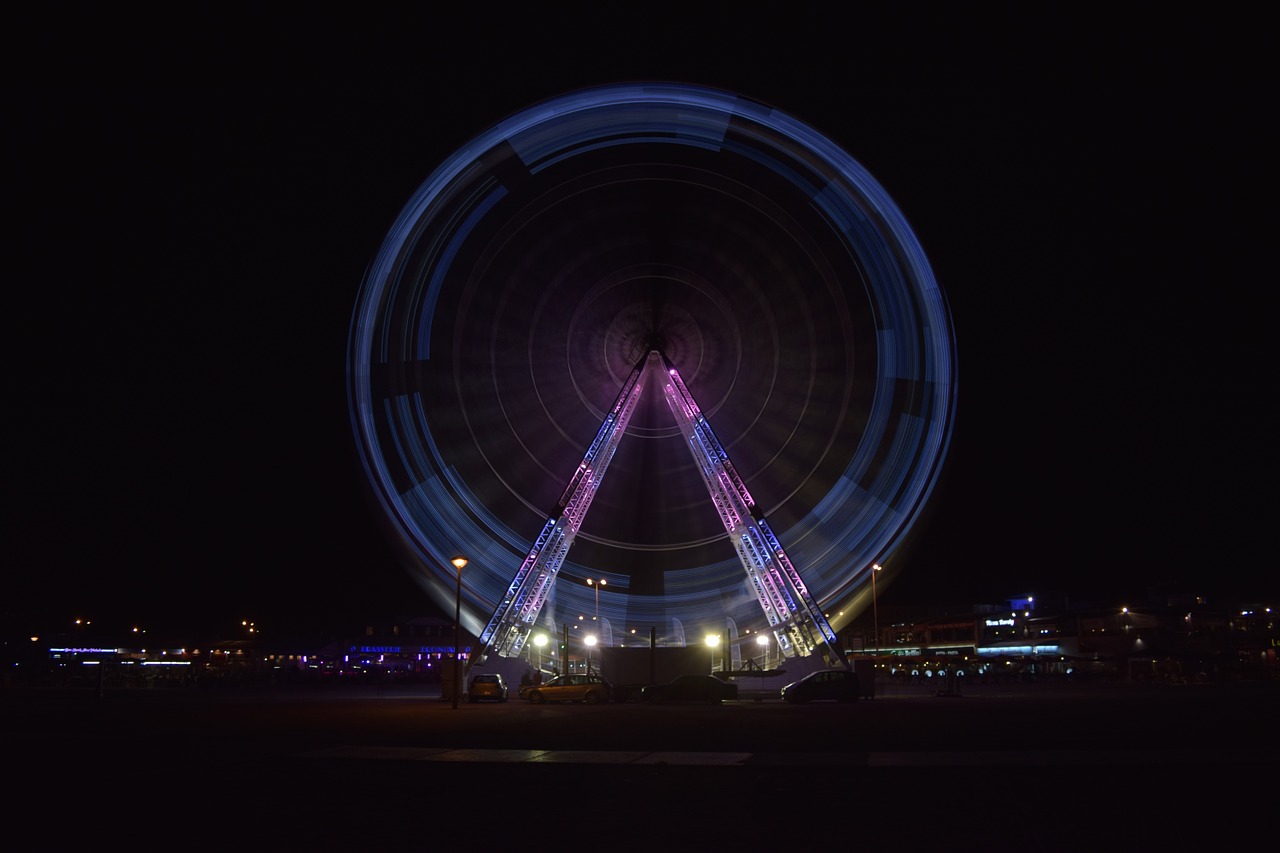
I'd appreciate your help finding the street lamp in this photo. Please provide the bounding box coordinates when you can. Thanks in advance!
[757,633,769,670]
[587,578,605,623]
[706,634,719,674]
[451,556,468,710]
[584,634,597,673]
[533,633,547,672]
[871,563,882,656]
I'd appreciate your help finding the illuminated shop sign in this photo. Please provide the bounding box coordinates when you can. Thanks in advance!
[881,648,973,659]
[985,618,1016,627]
[976,644,1061,656]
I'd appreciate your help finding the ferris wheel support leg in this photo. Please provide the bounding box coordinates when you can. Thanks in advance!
[477,353,651,657]
[658,351,845,667]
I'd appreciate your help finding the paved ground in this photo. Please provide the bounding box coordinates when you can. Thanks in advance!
[4,679,1275,850]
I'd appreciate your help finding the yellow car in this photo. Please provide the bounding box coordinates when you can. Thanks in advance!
[524,674,612,704]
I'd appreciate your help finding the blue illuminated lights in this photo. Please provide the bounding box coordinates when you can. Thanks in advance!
[347,82,957,652]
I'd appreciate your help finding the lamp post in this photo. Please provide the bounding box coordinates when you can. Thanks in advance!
[871,563,882,656]
[584,634,597,674]
[757,633,769,670]
[587,578,605,623]
[706,634,719,674]
[451,556,467,710]
[533,633,546,673]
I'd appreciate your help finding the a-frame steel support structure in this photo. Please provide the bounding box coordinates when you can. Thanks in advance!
[478,350,844,665]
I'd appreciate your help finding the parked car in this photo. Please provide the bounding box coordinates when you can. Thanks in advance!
[639,674,738,704]
[524,674,612,704]
[780,668,860,703]
[467,673,508,703]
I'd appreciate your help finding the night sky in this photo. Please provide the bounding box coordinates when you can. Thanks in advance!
[6,8,1272,639]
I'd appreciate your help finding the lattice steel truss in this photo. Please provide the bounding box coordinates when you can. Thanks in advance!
[479,349,844,665]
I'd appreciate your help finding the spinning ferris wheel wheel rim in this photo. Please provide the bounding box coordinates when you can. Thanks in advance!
[347,82,957,650]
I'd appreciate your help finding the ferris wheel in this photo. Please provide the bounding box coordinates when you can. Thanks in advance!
[346,82,957,667]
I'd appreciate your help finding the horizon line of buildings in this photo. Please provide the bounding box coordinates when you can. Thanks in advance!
[10,585,1277,689]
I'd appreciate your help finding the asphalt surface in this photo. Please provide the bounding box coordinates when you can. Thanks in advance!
[5,679,1275,851]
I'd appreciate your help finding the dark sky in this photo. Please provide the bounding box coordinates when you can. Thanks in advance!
[6,8,1273,638]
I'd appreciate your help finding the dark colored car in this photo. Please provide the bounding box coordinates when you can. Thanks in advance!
[639,674,738,704]
[467,673,508,703]
[780,668,860,703]
[524,674,612,704]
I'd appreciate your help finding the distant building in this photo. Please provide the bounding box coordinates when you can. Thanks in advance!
[17,593,1278,689]
[843,591,1278,683]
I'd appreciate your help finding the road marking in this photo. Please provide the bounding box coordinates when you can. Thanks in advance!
[299,746,1275,766]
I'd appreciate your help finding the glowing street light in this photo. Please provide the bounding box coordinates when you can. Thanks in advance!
[587,578,606,623]
[706,634,720,674]
[757,633,770,670]
[533,633,547,672]
[584,634,597,674]
[871,563,883,656]
[450,556,468,710]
